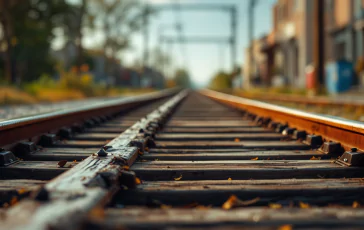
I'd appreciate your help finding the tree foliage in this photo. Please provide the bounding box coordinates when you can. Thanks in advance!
[174,69,191,87]
[209,71,233,90]
[0,0,70,83]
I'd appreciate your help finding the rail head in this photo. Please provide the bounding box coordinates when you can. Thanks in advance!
[200,89,364,151]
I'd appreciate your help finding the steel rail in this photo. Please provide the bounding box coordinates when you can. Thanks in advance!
[0,88,181,147]
[200,89,364,151]
[2,89,189,230]
[235,91,364,107]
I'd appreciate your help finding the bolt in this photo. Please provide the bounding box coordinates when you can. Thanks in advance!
[344,158,348,162]
[351,148,358,152]
[97,148,108,157]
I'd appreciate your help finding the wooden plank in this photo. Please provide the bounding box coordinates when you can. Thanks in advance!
[0,161,72,180]
[155,141,311,150]
[0,179,46,205]
[72,133,117,141]
[166,120,254,127]
[131,160,364,180]
[155,133,284,141]
[161,127,272,134]
[53,140,109,148]
[88,207,364,229]
[89,127,127,134]
[24,148,92,161]
[142,150,327,161]
[115,178,364,206]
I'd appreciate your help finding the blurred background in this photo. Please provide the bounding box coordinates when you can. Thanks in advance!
[0,0,362,106]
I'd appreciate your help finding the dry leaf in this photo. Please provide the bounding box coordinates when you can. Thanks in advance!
[17,188,27,195]
[234,138,240,142]
[57,160,67,168]
[73,160,77,163]
[197,205,212,210]
[135,177,142,185]
[155,159,159,161]
[222,195,260,210]
[299,201,310,209]
[353,201,360,208]
[122,165,130,171]
[278,225,292,230]
[174,174,183,181]
[310,156,321,160]
[160,204,172,209]
[251,157,259,161]
[269,203,282,209]
[10,197,18,206]
[228,178,232,181]
[89,207,105,220]
[145,147,149,152]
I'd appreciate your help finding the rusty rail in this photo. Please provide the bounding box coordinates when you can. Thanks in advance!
[201,89,364,151]
[0,88,180,147]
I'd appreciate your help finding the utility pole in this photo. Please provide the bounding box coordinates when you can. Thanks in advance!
[231,6,237,71]
[313,0,325,93]
[143,4,150,68]
[245,0,256,90]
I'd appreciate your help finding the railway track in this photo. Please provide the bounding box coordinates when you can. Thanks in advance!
[2,89,364,229]
[234,91,364,121]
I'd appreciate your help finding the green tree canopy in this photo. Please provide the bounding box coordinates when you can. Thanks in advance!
[174,69,191,87]
[209,71,233,90]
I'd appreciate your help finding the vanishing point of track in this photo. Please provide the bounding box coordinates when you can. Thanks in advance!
[2,88,364,229]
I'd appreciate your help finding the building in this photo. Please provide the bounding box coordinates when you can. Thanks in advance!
[253,0,364,89]
[262,0,313,88]
[243,38,268,87]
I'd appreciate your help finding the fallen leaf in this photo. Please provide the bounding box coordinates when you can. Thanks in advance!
[353,201,360,208]
[17,188,27,195]
[89,207,105,220]
[57,160,67,168]
[310,156,321,160]
[197,205,212,210]
[145,147,149,152]
[222,195,260,210]
[228,178,232,181]
[10,197,17,206]
[160,204,172,209]
[269,203,282,209]
[234,138,240,142]
[155,158,159,161]
[183,202,199,208]
[122,165,130,171]
[278,225,292,230]
[251,157,259,161]
[135,177,142,185]
[174,174,183,181]
[299,201,310,209]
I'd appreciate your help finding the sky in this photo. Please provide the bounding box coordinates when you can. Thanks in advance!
[57,0,277,87]
[122,0,277,87]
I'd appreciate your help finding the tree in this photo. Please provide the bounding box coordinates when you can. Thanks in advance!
[174,69,191,87]
[90,0,145,61]
[64,0,94,66]
[0,0,19,82]
[209,71,232,90]
[150,47,172,73]
[0,0,71,83]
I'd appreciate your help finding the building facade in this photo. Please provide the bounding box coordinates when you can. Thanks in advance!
[247,0,364,89]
